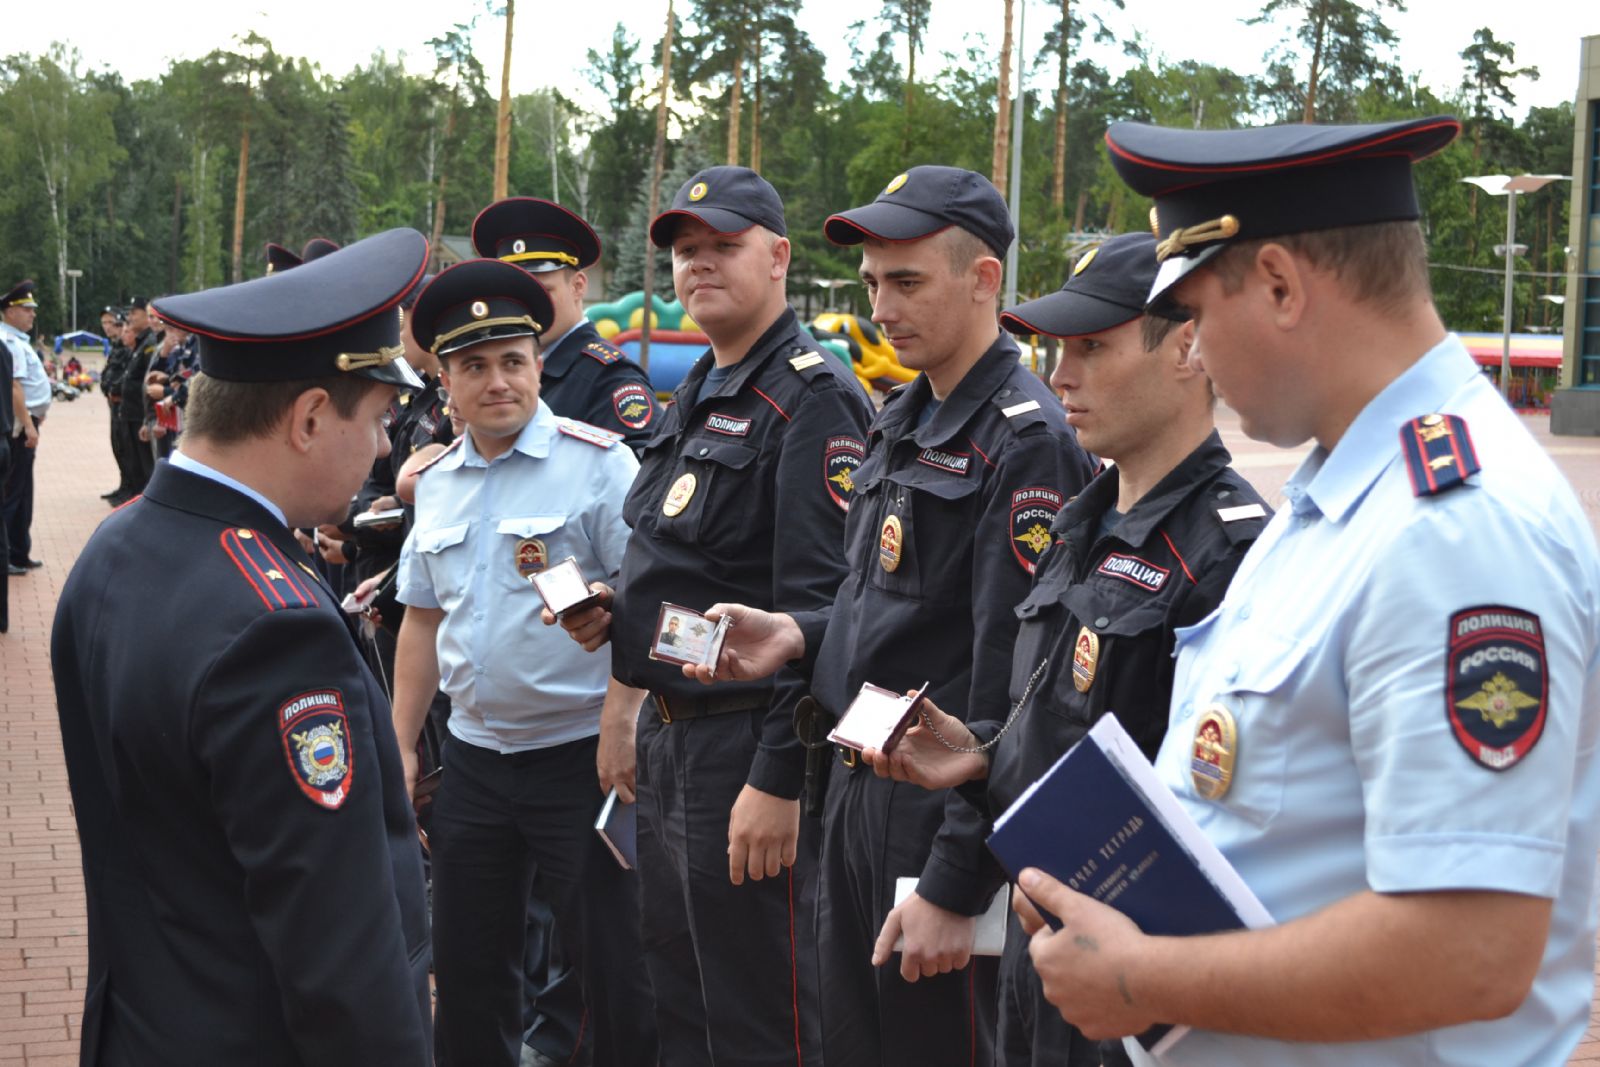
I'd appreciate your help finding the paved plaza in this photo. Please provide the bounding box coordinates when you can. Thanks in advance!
[3,388,1599,1064]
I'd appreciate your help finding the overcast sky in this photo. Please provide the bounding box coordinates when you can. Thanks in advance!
[24,0,1593,122]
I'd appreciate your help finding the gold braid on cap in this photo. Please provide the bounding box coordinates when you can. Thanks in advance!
[1155,214,1241,263]
[336,345,407,372]
[430,314,542,354]
[501,250,580,268]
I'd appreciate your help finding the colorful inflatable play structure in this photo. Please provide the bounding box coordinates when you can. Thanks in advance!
[585,291,916,396]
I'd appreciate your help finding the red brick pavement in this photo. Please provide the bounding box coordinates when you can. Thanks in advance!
[1,393,1598,1064]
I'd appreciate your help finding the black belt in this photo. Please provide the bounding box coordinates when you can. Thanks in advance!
[651,691,766,724]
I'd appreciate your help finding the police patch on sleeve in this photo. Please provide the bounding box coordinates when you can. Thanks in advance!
[1011,487,1064,575]
[1447,606,1546,772]
[612,382,655,430]
[279,689,354,809]
[824,436,866,511]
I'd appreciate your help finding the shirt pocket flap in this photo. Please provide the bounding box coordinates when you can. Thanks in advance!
[495,515,567,538]
[1225,631,1311,695]
[884,462,981,501]
[415,521,470,554]
[1061,585,1170,639]
[1014,579,1068,621]
[688,438,760,471]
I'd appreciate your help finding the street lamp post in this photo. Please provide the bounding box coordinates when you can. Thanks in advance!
[1460,175,1569,400]
[65,268,83,333]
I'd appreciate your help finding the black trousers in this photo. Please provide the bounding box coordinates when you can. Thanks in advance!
[816,764,998,1067]
[108,404,136,493]
[996,909,1131,1067]
[0,440,9,631]
[4,417,40,565]
[432,732,655,1067]
[636,705,822,1067]
[115,419,151,492]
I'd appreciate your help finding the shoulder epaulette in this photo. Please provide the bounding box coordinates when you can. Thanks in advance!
[414,436,464,476]
[582,340,622,365]
[1400,413,1480,497]
[559,419,625,448]
[219,528,319,611]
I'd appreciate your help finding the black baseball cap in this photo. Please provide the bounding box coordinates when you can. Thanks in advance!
[650,166,787,248]
[153,228,428,389]
[825,166,1014,258]
[1106,115,1460,303]
[1001,234,1179,339]
[410,258,555,358]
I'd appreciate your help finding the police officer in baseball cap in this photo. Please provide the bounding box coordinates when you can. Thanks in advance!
[52,228,434,1065]
[473,197,658,451]
[551,165,872,1065]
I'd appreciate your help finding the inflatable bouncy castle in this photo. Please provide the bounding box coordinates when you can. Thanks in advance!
[586,292,917,398]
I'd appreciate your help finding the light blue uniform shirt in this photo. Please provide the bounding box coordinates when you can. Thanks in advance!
[1134,336,1600,1066]
[1,322,50,417]
[397,401,639,752]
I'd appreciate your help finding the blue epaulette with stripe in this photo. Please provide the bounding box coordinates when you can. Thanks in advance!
[219,528,321,611]
[1400,413,1481,497]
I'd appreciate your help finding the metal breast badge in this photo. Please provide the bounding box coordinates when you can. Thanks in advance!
[662,473,697,517]
[1190,704,1237,800]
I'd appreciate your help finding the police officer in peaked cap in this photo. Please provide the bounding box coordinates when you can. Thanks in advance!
[51,229,432,1066]
[1014,116,1600,1066]
[473,197,659,453]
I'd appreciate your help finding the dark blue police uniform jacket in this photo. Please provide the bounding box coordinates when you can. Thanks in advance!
[541,319,659,454]
[51,462,432,1067]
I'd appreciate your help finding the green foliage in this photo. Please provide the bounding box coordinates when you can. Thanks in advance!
[0,17,1569,348]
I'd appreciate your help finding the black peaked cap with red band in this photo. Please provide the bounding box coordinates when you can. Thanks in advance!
[156,228,427,389]
[301,237,342,263]
[472,198,601,273]
[263,242,302,274]
[410,258,556,358]
[1106,115,1460,303]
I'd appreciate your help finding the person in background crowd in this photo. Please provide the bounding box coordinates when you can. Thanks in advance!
[1,281,46,575]
[100,307,137,504]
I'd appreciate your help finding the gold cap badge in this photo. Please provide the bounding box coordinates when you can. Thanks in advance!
[884,173,909,195]
[688,182,708,202]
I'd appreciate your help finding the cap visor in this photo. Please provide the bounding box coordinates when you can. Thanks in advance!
[824,202,951,246]
[356,358,424,390]
[649,208,756,248]
[1001,290,1142,340]
[1146,244,1225,310]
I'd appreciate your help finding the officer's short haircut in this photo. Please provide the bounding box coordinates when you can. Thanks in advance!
[942,228,1002,276]
[1211,220,1431,312]
[184,372,381,445]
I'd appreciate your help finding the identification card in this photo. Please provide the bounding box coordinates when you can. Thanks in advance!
[530,556,602,617]
[828,681,930,754]
[647,603,733,673]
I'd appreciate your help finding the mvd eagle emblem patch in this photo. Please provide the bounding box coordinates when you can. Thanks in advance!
[1010,487,1064,574]
[1447,606,1546,771]
[824,436,866,511]
[279,689,353,809]
[612,383,655,430]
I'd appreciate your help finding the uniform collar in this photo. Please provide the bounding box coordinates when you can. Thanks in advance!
[876,330,1020,447]
[0,321,27,343]
[168,449,289,527]
[446,399,557,470]
[538,319,594,379]
[1288,334,1480,523]
[674,307,799,408]
[1058,430,1233,549]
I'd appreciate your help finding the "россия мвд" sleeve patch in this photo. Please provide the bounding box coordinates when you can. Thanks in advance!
[279,689,354,809]
[1011,487,1064,575]
[1447,606,1546,772]
[824,436,867,511]
[611,382,655,430]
